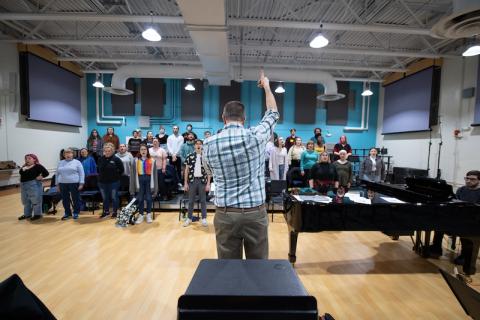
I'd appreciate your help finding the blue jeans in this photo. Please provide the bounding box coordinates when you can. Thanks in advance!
[21,180,43,217]
[278,164,285,180]
[98,181,120,214]
[136,175,152,215]
[59,183,81,217]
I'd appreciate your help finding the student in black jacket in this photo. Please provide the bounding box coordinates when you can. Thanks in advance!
[18,154,49,221]
[97,142,124,218]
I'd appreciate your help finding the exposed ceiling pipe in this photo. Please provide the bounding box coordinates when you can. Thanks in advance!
[84,69,384,82]
[4,39,453,59]
[0,13,432,36]
[228,18,432,36]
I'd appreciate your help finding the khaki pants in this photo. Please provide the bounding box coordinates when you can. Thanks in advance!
[214,206,269,259]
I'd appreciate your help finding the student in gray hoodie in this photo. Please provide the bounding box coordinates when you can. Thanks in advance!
[116,144,134,177]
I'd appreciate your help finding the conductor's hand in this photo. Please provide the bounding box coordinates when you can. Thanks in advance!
[257,69,270,90]
[301,171,305,176]
[184,183,189,192]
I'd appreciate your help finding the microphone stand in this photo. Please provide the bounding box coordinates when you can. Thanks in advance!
[436,117,443,180]
[436,141,443,179]
[426,129,432,176]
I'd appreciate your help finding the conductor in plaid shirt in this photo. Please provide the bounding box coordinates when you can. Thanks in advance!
[203,70,279,259]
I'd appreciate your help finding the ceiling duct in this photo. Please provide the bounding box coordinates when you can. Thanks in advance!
[431,0,480,38]
[105,65,344,101]
[103,65,203,95]
[176,0,230,86]
[234,67,345,101]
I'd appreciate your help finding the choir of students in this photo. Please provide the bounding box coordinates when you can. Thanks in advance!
[14,124,406,222]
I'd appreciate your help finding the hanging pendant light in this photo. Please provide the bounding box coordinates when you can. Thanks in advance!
[274,82,285,93]
[361,82,373,96]
[142,11,161,42]
[92,74,104,88]
[309,24,329,49]
[184,80,195,91]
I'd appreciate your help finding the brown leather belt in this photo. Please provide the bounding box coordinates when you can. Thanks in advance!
[216,204,265,213]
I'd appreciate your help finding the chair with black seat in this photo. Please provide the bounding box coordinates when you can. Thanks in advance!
[79,175,101,215]
[117,175,131,207]
[287,167,306,189]
[267,180,288,221]
[42,174,61,215]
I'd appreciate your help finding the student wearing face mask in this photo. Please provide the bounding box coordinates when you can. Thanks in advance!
[182,124,198,140]
[156,125,169,151]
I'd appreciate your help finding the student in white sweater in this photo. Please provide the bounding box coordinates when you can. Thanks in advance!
[269,137,289,180]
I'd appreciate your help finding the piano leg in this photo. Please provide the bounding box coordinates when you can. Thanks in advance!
[288,230,298,265]
[462,237,480,276]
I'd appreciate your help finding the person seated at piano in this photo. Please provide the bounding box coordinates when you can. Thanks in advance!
[333,150,353,191]
[359,148,385,182]
[333,135,352,161]
[430,170,480,270]
[309,151,338,194]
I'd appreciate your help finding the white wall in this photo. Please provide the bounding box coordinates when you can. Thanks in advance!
[0,43,88,186]
[376,56,480,187]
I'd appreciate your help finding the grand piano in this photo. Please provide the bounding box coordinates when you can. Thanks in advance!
[283,177,480,275]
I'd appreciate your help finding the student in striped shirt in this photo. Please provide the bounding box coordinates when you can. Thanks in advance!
[130,145,158,224]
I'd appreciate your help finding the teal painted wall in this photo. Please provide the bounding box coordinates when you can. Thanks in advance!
[86,74,379,149]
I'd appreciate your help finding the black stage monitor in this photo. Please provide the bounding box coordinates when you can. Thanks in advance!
[178,259,318,320]
[439,268,480,319]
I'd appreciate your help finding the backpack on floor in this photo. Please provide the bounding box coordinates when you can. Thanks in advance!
[116,198,137,228]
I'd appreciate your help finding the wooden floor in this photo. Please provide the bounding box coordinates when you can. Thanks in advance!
[0,189,478,319]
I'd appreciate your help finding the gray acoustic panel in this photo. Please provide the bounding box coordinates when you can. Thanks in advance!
[262,82,284,123]
[326,81,349,125]
[294,83,317,124]
[219,81,241,121]
[112,78,135,116]
[181,79,204,121]
[141,78,164,117]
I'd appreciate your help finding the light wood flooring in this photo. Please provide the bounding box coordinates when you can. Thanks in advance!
[0,189,478,319]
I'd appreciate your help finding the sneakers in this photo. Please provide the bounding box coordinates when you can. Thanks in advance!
[146,213,152,224]
[201,218,208,227]
[73,214,79,220]
[30,215,42,221]
[135,214,144,224]
[183,218,191,227]
[99,212,110,219]
[18,215,31,220]
[61,215,71,220]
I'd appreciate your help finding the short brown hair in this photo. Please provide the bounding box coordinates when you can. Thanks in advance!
[222,101,245,121]
[466,170,480,179]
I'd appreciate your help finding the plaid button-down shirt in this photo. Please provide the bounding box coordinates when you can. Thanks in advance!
[203,110,279,208]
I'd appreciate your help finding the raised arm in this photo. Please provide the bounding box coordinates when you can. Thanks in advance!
[258,69,277,113]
